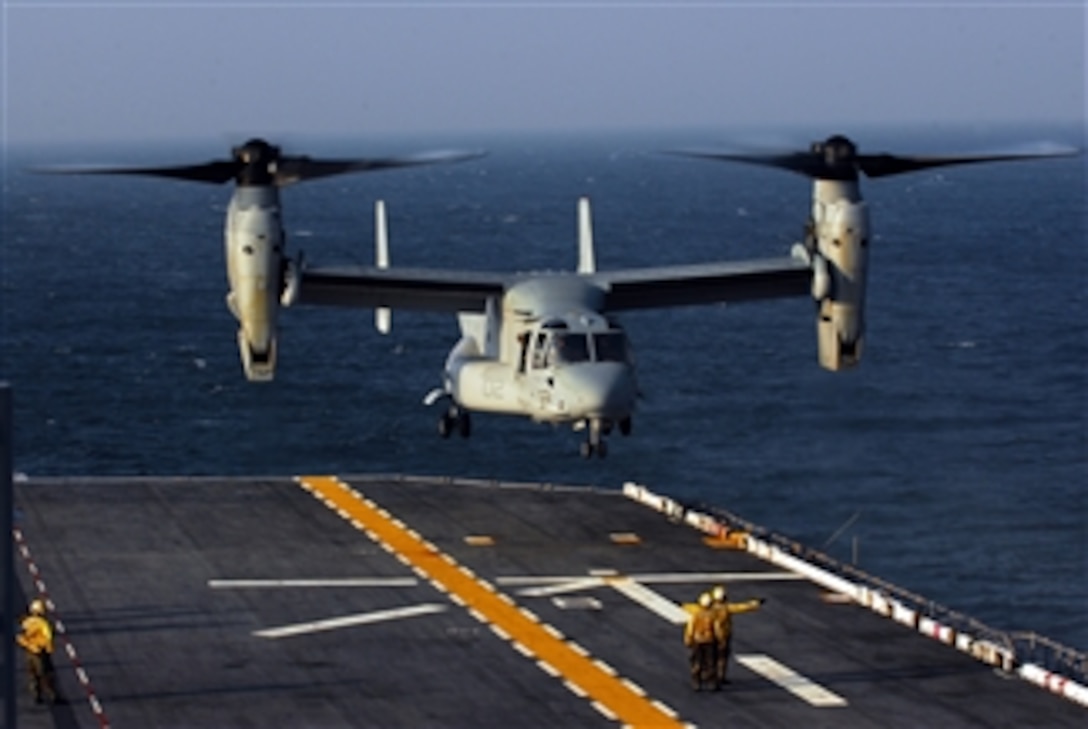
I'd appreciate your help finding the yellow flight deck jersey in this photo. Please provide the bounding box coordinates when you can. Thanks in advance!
[683,607,719,646]
[711,599,762,638]
[682,598,763,637]
[17,615,54,655]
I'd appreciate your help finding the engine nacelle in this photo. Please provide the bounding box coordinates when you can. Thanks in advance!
[225,187,284,382]
[813,194,869,371]
[226,271,280,382]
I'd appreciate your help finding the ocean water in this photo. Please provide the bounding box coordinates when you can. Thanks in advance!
[2,128,1085,650]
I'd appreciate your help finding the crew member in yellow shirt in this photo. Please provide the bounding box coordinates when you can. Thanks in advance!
[683,592,723,690]
[16,599,58,704]
[709,584,766,685]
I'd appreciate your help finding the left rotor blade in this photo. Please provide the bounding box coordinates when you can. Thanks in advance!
[32,160,239,184]
[274,149,486,185]
[667,148,837,179]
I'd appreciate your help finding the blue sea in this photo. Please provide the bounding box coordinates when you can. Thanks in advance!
[2,127,1085,651]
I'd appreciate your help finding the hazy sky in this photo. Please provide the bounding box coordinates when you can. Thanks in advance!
[2,1,1084,145]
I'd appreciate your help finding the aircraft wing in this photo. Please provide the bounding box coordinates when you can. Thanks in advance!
[295,266,509,312]
[297,256,813,313]
[593,256,813,310]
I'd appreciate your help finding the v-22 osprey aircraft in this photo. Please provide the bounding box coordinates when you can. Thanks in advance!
[44,135,1075,457]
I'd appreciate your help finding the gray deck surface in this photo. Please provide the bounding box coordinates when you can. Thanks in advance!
[12,475,1084,728]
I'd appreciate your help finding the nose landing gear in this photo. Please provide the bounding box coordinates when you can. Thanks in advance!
[579,418,610,459]
[579,438,607,459]
[578,415,632,458]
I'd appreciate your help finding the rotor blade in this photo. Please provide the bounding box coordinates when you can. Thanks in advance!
[664,149,828,178]
[32,160,239,184]
[274,149,486,185]
[857,147,1080,178]
[668,141,1080,181]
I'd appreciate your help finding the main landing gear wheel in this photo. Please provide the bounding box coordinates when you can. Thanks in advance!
[438,407,471,439]
[579,439,609,459]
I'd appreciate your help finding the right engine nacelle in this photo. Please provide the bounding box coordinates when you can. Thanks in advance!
[813,197,869,371]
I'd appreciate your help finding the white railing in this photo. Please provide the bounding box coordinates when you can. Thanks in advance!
[621,480,1088,708]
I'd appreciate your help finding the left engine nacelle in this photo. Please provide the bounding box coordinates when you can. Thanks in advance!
[226,269,281,382]
[813,195,869,371]
[225,188,285,382]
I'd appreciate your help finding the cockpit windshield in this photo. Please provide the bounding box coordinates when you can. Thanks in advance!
[593,332,629,363]
[553,333,590,364]
[551,331,631,365]
[531,327,631,369]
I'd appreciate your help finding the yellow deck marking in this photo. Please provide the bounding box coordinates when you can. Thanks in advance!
[610,532,642,545]
[464,535,496,546]
[299,475,684,728]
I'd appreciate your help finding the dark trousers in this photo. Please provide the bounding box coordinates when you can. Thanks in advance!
[716,634,734,682]
[25,651,56,702]
[689,642,717,687]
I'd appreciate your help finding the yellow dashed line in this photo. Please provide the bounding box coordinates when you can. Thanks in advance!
[538,660,560,677]
[543,624,565,640]
[298,475,684,729]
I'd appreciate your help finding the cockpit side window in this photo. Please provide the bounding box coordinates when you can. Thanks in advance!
[517,331,530,374]
[531,331,549,369]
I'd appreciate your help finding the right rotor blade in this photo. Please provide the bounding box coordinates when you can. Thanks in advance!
[274,149,487,186]
[857,148,1079,178]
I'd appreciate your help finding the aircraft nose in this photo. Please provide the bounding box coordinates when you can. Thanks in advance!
[561,363,637,418]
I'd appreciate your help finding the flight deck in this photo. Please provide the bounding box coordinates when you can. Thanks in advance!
[11,475,1086,728]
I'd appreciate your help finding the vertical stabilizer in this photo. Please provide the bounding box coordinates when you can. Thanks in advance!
[577,196,596,274]
[375,200,392,334]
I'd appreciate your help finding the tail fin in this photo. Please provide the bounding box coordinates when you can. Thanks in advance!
[577,196,596,275]
[375,200,392,334]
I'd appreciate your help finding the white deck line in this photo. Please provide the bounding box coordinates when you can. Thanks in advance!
[736,654,847,707]
[255,603,447,639]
